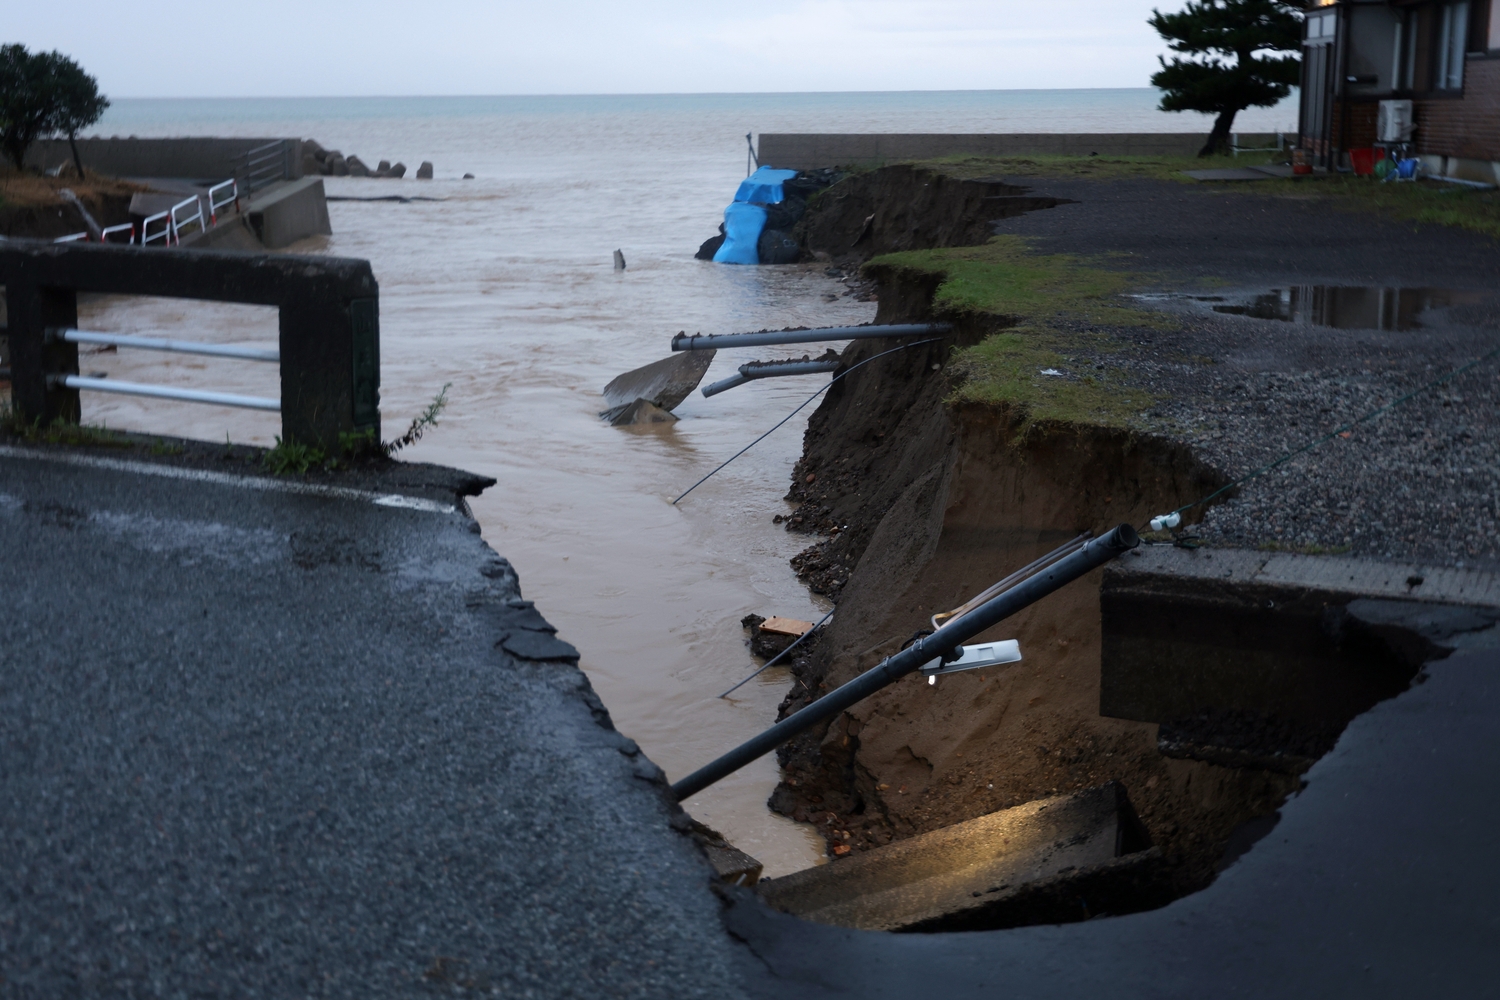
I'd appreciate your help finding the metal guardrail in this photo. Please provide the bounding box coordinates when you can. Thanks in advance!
[3,242,381,448]
[58,328,280,363]
[45,326,281,411]
[239,139,292,196]
[48,374,280,411]
[207,179,238,223]
[100,222,135,245]
[53,232,88,244]
[170,196,206,241]
[140,210,173,246]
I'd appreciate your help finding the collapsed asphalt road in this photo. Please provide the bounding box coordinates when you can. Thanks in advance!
[4,440,1499,999]
[0,447,748,999]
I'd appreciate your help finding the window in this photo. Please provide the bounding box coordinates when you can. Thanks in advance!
[1437,1,1469,89]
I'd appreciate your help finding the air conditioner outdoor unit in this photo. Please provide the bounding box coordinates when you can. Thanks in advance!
[1378,100,1415,142]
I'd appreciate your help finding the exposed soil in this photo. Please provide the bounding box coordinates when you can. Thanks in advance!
[758,162,1500,916]
[0,171,143,240]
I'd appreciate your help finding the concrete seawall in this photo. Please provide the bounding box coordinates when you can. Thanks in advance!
[757,132,1282,170]
[24,137,305,183]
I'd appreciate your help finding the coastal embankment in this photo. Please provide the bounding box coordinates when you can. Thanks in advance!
[755,157,1500,913]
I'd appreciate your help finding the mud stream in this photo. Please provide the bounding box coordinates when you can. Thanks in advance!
[71,177,875,875]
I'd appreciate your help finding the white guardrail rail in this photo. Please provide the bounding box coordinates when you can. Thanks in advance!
[44,327,281,411]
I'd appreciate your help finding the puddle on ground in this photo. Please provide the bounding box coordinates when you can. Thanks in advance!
[1208,286,1486,331]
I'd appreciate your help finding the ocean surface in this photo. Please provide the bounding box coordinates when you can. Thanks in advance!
[76,90,1297,875]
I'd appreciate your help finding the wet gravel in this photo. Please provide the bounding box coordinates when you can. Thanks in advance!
[989,176,1500,570]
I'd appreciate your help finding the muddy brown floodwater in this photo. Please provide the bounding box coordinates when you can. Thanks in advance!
[70,178,881,876]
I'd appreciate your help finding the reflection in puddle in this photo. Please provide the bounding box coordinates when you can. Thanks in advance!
[1211,286,1485,331]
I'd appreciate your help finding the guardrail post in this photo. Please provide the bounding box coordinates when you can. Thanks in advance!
[4,265,80,425]
[278,290,381,447]
[2,244,380,449]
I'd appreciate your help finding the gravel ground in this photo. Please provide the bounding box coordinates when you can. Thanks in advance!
[991,175,1500,569]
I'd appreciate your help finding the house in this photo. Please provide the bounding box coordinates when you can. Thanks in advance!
[1299,0,1500,182]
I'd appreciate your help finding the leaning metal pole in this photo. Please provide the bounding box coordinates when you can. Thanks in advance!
[671,323,952,352]
[670,524,1140,802]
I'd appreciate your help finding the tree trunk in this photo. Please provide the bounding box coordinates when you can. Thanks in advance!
[1198,109,1240,158]
[68,130,86,179]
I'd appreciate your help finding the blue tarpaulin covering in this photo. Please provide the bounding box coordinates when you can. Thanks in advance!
[712,201,767,265]
[733,166,798,206]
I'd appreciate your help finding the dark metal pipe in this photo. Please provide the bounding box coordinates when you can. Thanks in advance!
[670,523,1140,801]
[701,358,842,398]
[672,323,951,353]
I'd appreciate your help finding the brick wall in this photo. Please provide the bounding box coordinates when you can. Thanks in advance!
[1416,58,1500,160]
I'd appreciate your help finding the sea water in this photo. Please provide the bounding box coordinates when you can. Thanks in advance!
[77,90,1296,875]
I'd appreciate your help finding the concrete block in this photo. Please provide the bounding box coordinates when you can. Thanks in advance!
[600,350,716,412]
[245,177,333,250]
[416,161,434,179]
[757,782,1155,932]
[1,242,379,448]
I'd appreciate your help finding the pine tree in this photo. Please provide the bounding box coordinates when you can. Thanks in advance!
[0,45,109,174]
[1149,0,1303,157]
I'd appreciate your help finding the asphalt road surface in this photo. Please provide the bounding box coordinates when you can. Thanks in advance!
[0,446,749,999]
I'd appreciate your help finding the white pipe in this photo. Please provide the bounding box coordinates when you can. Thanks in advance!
[58,328,279,363]
[57,375,280,411]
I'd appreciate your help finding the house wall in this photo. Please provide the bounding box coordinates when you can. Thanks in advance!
[1416,58,1500,161]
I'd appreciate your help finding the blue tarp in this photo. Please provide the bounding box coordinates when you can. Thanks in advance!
[712,201,767,265]
[733,166,798,206]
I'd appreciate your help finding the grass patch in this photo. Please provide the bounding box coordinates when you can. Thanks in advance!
[867,236,1163,427]
[947,330,1151,427]
[1,405,132,448]
[913,151,1283,183]
[1315,175,1500,240]
[263,436,327,476]
[869,235,1155,323]
[915,154,1500,240]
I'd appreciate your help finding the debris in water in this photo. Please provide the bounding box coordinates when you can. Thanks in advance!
[613,249,626,271]
[759,616,816,638]
[601,350,717,418]
[605,397,677,427]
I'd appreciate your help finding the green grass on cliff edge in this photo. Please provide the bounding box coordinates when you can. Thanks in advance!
[919,154,1500,240]
[866,235,1161,427]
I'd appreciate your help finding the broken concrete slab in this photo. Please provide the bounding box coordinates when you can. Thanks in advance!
[602,349,716,413]
[757,782,1153,932]
[604,397,678,427]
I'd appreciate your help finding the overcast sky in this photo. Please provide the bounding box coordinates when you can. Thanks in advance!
[7,1,1195,98]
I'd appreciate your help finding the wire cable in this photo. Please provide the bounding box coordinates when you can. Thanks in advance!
[718,607,835,699]
[672,338,944,505]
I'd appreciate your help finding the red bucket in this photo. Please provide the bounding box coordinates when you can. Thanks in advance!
[1350,147,1377,176]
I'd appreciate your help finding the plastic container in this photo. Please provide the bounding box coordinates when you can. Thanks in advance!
[1350,147,1377,176]
[1292,148,1312,175]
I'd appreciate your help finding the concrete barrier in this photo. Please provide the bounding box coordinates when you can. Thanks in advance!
[245,177,333,249]
[1,242,379,448]
[24,137,304,183]
[756,133,1283,170]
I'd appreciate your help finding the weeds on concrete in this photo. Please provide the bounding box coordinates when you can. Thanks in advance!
[0,404,131,448]
[384,382,450,456]
[263,437,326,476]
